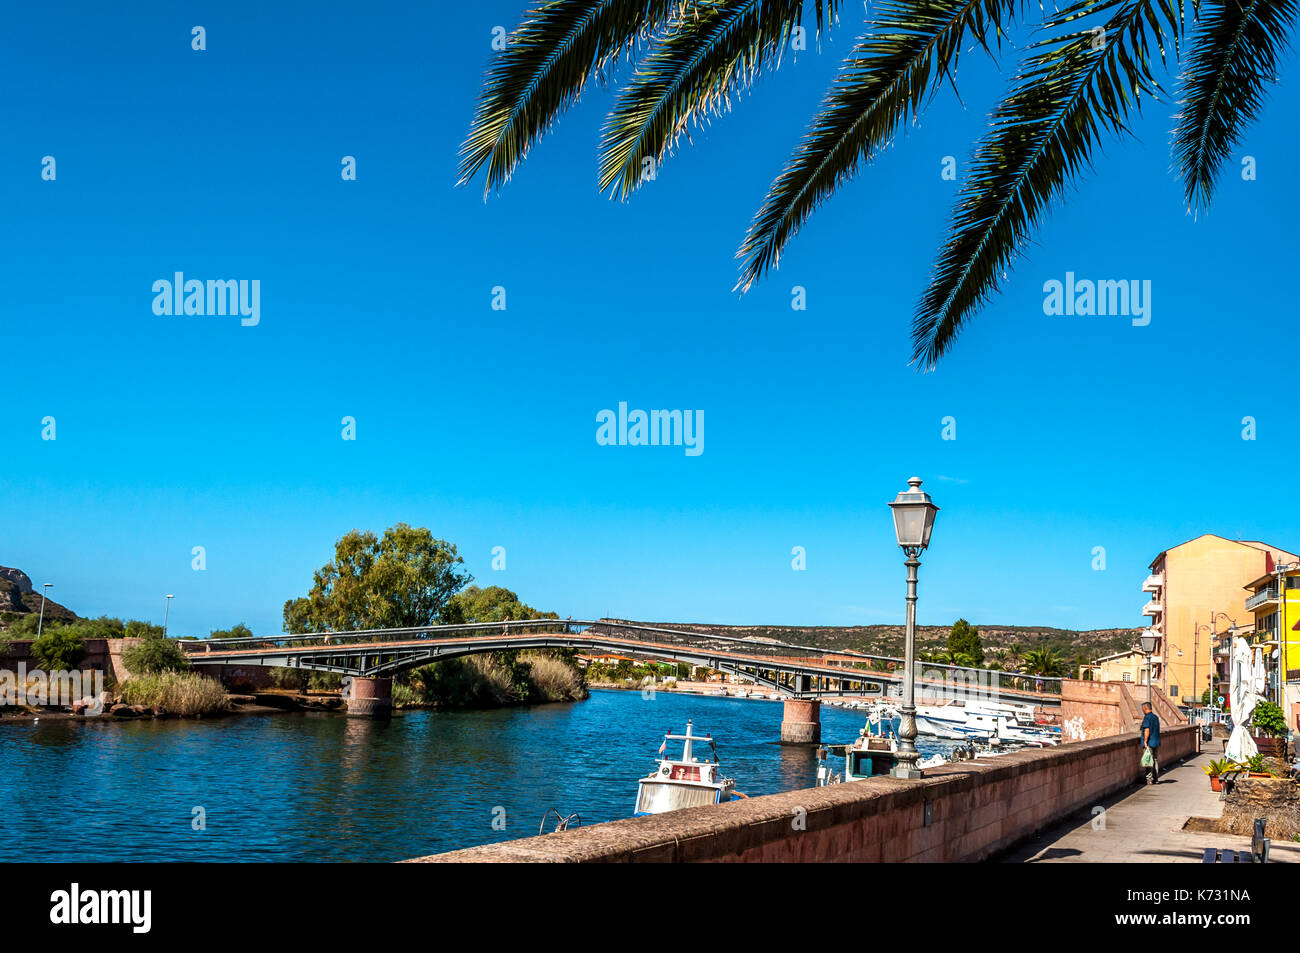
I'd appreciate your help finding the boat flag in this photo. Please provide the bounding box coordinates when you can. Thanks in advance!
[658,737,667,755]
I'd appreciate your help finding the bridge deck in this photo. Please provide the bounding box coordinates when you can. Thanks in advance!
[183,630,1060,705]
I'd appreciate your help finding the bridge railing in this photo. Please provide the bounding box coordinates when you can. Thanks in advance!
[177,618,1061,696]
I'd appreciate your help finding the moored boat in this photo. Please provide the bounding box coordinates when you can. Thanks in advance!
[634,721,736,816]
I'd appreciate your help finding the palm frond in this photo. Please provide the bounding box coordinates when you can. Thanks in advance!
[458,0,684,195]
[736,0,1022,291]
[1173,0,1298,211]
[598,0,840,199]
[912,0,1180,368]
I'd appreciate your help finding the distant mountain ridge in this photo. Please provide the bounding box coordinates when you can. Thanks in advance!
[602,619,1141,662]
[0,566,78,627]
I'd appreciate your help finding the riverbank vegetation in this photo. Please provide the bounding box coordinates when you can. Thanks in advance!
[116,671,229,716]
[282,524,582,711]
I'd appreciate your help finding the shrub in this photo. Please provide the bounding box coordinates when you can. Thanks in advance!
[32,628,86,670]
[522,651,587,702]
[122,637,192,675]
[1251,701,1288,738]
[117,672,228,716]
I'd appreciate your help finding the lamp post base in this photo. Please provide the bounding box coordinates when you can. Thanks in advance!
[890,765,925,780]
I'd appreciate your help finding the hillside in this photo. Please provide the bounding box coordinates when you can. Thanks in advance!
[603,619,1140,663]
[0,566,77,628]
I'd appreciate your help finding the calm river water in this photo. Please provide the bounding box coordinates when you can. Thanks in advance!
[0,689,958,861]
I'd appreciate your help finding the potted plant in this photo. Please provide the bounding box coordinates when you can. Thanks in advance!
[1251,701,1289,759]
[1244,753,1276,779]
[1204,758,1234,791]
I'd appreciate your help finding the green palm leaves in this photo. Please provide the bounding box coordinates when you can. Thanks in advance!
[1173,0,1298,210]
[459,0,1297,365]
[737,0,1021,291]
[915,0,1179,366]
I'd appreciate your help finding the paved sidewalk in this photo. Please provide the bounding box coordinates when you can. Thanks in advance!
[1001,744,1300,863]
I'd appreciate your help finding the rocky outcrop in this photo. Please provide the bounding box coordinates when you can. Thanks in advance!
[0,565,77,624]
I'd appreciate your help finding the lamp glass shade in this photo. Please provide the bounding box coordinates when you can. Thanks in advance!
[888,477,939,550]
[1139,632,1158,655]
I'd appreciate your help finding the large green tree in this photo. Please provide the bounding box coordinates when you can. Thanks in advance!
[443,585,560,624]
[283,524,472,633]
[459,0,1296,366]
[946,618,984,665]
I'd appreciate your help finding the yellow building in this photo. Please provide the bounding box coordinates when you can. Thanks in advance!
[1244,560,1300,728]
[1087,649,1149,686]
[1143,535,1298,707]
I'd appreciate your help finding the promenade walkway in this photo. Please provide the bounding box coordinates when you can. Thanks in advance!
[1002,744,1300,863]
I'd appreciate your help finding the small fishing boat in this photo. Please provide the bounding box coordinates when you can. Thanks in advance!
[634,721,736,816]
[817,705,903,784]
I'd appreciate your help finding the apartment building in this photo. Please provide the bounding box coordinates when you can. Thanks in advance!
[1142,535,1298,707]
[1244,557,1300,726]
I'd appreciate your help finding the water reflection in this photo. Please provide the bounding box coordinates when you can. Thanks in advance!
[0,690,957,861]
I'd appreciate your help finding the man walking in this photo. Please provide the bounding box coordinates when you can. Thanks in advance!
[1140,702,1161,784]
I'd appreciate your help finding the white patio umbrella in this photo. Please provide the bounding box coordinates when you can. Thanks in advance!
[1225,636,1259,763]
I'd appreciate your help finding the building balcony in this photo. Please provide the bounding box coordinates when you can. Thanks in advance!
[1142,599,1163,617]
[1142,573,1163,593]
[1245,587,1279,611]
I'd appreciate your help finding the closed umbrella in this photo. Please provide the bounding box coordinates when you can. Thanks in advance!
[1225,636,1258,763]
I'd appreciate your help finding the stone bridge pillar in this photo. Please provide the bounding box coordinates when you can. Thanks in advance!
[345,676,393,719]
[780,698,820,745]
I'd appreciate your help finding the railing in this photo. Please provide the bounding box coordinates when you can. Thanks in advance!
[178,619,1063,696]
[1245,587,1278,611]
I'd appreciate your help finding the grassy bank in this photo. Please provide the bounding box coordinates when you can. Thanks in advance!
[392,649,588,709]
[116,671,229,716]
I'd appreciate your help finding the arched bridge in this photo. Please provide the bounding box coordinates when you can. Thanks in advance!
[180,619,1061,708]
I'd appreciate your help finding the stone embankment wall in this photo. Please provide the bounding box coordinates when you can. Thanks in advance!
[408,724,1196,863]
[1059,679,1186,742]
[0,638,139,683]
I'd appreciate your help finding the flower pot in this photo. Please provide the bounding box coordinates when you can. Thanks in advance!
[1210,776,1222,792]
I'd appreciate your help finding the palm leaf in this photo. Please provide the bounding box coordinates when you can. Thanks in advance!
[912,0,1181,368]
[735,0,1022,291]
[1173,0,1299,211]
[458,0,684,194]
[599,0,840,199]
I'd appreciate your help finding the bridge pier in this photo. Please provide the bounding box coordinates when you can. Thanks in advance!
[345,676,393,719]
[780,698,820,745]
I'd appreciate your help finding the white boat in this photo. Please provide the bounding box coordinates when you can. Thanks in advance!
[914,700,1060,746]
[634,721,736,816]
[817,706,903,785]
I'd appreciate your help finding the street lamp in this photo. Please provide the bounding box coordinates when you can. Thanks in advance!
[163,594,174,638]
[36,583,52,639]
[888,476,939,780]
[1139,630,1158,704]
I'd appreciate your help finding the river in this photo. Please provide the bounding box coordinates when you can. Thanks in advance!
[0,689,960,861]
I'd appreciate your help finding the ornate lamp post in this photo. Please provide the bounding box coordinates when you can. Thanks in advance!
[1139,630,1159,704]
[888,477,939,780]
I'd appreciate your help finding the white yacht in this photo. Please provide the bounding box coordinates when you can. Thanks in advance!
[634,721,736,815]
[914,700,1060,746]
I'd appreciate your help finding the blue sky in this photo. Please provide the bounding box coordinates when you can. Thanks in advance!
[3,2,1297,637]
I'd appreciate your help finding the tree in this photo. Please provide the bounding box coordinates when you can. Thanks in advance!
[946,619,983,666]
[283,524,472,633]
[210,623,254,640]
[443,586,559,624]
[460,0,1297,366]
[1022,648,1066,677]
[32,627,86,670]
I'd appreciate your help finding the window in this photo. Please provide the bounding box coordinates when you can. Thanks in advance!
[1170,685,1179,697]
[1122,673,1132,682]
